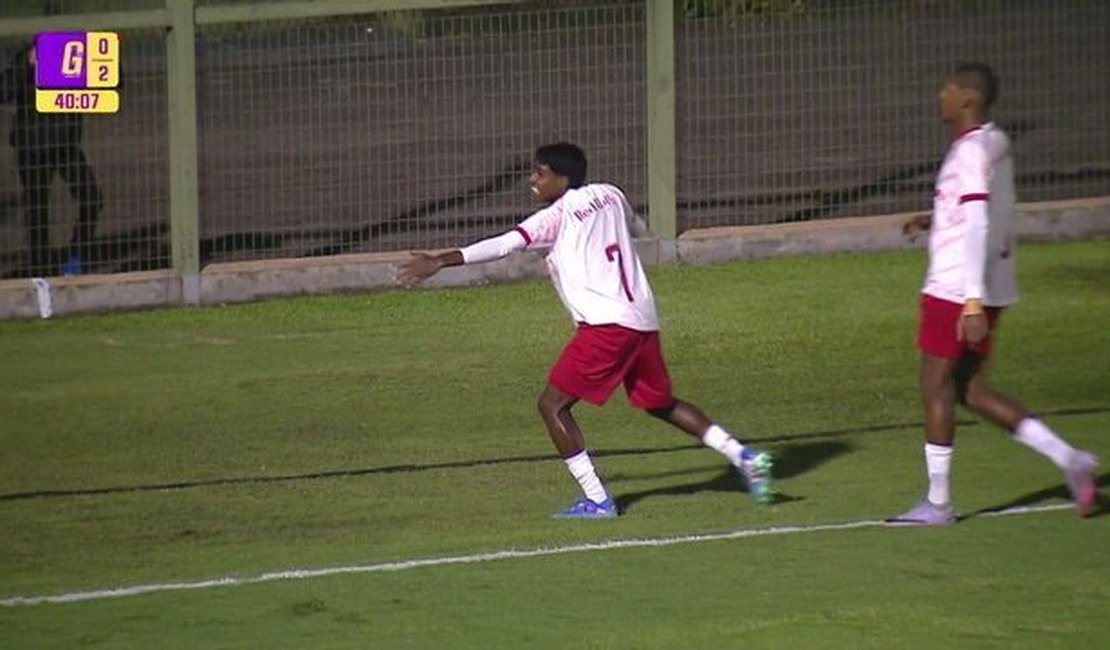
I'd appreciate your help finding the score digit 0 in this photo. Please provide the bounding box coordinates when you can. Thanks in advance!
[86,31,119,89]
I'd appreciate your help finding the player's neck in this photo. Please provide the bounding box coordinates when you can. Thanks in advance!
[949,115,988,140]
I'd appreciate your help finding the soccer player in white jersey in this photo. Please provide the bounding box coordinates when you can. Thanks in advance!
[398,142,773,518]
[886,63,1099,526]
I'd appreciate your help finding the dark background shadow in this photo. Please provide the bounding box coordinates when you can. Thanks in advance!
[615,440,854,512]
[961,472,1110,520]
[3,405,1102,503]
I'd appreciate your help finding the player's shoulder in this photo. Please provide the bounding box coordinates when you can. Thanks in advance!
[950,136,989,168]
[588,182,627,198]
[561,182,627,207]
[526,200,564,223]
[583,183,631,211]
[957,123,1010,156]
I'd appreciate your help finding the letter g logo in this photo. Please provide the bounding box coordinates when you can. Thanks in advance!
[61,41,84,77]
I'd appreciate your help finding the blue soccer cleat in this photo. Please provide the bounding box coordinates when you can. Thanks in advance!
[61,254,83,277]
[739,448,775,504]
[552,497,619,519]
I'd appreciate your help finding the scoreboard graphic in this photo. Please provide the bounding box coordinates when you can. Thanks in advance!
[35,31,120,114]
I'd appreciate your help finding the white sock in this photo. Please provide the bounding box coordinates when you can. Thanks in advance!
[701,424,745,467]
[1014,417,1073,469]
[564,450,609,504]
[925,443,953,506]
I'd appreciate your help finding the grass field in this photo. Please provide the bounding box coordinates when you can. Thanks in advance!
[1,241,1108,649]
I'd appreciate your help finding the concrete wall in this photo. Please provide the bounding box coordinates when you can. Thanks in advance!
[1,196,1107,320]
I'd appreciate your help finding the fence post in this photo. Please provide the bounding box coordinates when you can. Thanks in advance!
[166,0,201,304]
[646,0,677,261]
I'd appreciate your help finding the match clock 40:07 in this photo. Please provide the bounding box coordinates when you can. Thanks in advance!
[36,89,120,113]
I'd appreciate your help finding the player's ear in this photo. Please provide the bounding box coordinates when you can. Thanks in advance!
[961,87,981,111]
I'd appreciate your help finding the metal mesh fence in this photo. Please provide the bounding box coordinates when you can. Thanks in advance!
[2,1,1108,276]
[678,0,1110,229]
[195,1,646,264]
[0,29,168,279]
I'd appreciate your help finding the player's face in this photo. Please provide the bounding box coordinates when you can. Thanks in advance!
[938,80,964,122]
[529,164,568,203]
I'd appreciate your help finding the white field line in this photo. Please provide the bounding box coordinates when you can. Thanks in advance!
[0,502,1074,608]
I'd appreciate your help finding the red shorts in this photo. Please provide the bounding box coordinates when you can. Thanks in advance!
[916,293,1003,359]
[549,323,675,410]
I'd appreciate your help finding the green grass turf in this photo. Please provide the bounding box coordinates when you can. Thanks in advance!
[0,241,1108,648]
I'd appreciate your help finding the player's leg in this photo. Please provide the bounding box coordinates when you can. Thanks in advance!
[628,332,774,503]
[887,352,960,526]
[544,326,629,518]
[922,353,960,500]
[646,400,775,504]
[958,356,1100,516]
[645,399,750,466]
[538,383,612,508]
[955,353,1024,428]
[537,383,586,457]
[539,384,617,518]
[888,295,964,526]
[59,146,104,274]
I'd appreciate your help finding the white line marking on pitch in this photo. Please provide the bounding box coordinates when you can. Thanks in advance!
[0,502,1075,608]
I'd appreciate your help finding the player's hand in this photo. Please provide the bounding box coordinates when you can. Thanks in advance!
[902,214,932,242]
[396,252,442,288]
[957,312,988,345]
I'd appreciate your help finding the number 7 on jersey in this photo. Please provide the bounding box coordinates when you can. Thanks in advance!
[605,243,634,302]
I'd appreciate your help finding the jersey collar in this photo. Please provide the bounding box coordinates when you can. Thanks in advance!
[953,121,991,142]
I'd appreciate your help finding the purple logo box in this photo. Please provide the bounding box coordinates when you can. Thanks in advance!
[36,32,87,89]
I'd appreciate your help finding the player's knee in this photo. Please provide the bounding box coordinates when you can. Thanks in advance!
[536,394,552,416]
[962,382,990,411]
[646,403,676,421]
[952,355,981,407]
[536,391,564,418]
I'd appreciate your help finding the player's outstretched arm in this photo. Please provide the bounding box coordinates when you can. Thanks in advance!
[396,228,528,288]
[397,250,463,288]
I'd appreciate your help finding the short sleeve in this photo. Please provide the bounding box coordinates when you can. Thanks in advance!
[956,139,991,204]
[515,204,563,247]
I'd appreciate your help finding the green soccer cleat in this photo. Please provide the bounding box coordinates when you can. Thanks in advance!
[740,449,775,504]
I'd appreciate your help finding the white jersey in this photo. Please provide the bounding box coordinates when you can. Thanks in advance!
[514,183,658,331]
[923,122,1019,307]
